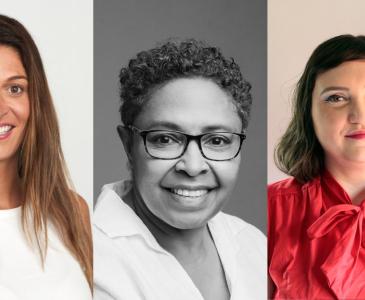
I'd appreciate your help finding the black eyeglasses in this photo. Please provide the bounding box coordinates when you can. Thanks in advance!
[126,125,245,161]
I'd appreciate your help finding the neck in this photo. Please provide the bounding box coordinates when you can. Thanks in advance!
[127,187,211,259]
[325,157,365,205]
[0,158,22,209]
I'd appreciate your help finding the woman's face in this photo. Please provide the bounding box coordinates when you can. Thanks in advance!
[129,77,242,229]
[0,46,29,165]
[312,59,365,167]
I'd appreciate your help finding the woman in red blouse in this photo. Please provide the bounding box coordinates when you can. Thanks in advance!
[269,35,365,299]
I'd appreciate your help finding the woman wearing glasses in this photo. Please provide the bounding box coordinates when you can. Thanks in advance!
[93,39,266,300]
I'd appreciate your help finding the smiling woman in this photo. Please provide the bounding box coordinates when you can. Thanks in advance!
[93,39,266,300]
[0,46,29,169]
[269,35,365,299]
[122,78,244,229]
[312,60,365,178]
[0,15,92,299]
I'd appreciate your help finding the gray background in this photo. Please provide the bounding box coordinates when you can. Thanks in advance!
[94,0,267,233]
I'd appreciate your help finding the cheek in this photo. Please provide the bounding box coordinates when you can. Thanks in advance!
[135,160,168,185]
[15,96,30,126]
[131,144,170,189]
[214,156,241,189]
[312,106,346,140]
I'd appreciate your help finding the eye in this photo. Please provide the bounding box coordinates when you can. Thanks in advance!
[7,85,24,96]
[210,137,228,145]
[155,135,174,144]
[147,132,183,146]
[204,134,233,147]
[324,94,349,103]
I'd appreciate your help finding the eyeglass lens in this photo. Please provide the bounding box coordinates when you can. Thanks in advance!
[145,131,241,160]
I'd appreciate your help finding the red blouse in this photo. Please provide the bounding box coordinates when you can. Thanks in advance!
[268,170,365,299]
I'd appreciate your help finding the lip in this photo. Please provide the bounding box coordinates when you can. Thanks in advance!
[345,131,365,139]
[0,124,14,140]
[164,185,216,191]
[162,185,216,209]
[167,189,211,208]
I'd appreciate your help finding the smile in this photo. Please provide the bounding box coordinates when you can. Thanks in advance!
[171,189,208,197]
[165,187,213,209]
[0,125,14,139]
[345,132,365,139]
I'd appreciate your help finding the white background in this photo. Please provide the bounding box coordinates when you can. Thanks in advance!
[268,0,365,183]
[1,1,93,206]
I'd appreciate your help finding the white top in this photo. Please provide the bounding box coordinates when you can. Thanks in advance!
[0,206,92,300]
[93,181,267,300]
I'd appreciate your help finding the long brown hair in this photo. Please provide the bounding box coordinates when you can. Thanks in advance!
[0,15,92,288]
[275,35,365,183]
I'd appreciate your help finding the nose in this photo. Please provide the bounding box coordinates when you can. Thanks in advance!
[175,140,209,177]
[348,98,365,124]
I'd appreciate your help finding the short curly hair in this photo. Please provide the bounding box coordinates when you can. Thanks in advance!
[119,38,252,130]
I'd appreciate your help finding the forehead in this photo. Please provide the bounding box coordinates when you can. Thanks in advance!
[0,46,26,80]
[134,77,242,132]
[314,59,365,91]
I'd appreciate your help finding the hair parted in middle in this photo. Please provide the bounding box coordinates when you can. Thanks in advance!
[0,14,93,288]
[119,38,252,131]
[275,34,365,183]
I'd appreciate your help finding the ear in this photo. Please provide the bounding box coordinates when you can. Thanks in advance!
[117,125,133,161]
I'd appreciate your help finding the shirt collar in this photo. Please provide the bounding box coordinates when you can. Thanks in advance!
[321,169,354,206]
[93,180,167,254]
[93,181,231,255]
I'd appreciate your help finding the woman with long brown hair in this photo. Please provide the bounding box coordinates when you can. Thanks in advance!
[0,15,92,299]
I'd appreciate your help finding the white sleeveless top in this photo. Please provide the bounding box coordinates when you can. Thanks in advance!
[0,206,91,300]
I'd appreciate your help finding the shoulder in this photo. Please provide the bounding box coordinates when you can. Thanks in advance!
[268,176,322,209]
[76,195,90,213]
[75,194,91,224]
[267,176,322,249]
[268,177,308,213]
[216,212,266,249]
[93,181,135,237]
[220,213,264,235]
[72,193,92,238]
[268,177,303,198]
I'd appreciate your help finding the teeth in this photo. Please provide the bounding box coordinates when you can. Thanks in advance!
[172,189,208,197]
[0,125,12,135]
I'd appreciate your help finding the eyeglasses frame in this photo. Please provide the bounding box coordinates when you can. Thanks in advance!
[123,125,246,161]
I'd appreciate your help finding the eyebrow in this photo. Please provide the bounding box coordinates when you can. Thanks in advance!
[320,86,349,95]
[146,121,237,132]
[7,75,28,81]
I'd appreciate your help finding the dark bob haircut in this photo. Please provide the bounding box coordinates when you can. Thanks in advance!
[119,38,252,130]
[275,34,365,183]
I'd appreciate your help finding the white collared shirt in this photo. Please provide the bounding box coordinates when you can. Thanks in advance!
[93,181,267,300]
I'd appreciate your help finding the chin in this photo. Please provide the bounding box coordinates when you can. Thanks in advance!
[165,211,215,230]
[169,221,207,230]
[0,151,19,163]
[344,149,365,163]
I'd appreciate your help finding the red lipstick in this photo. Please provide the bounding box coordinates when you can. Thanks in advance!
[345,131,365,140]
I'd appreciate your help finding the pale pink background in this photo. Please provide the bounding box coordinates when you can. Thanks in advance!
[268,0,365,184]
